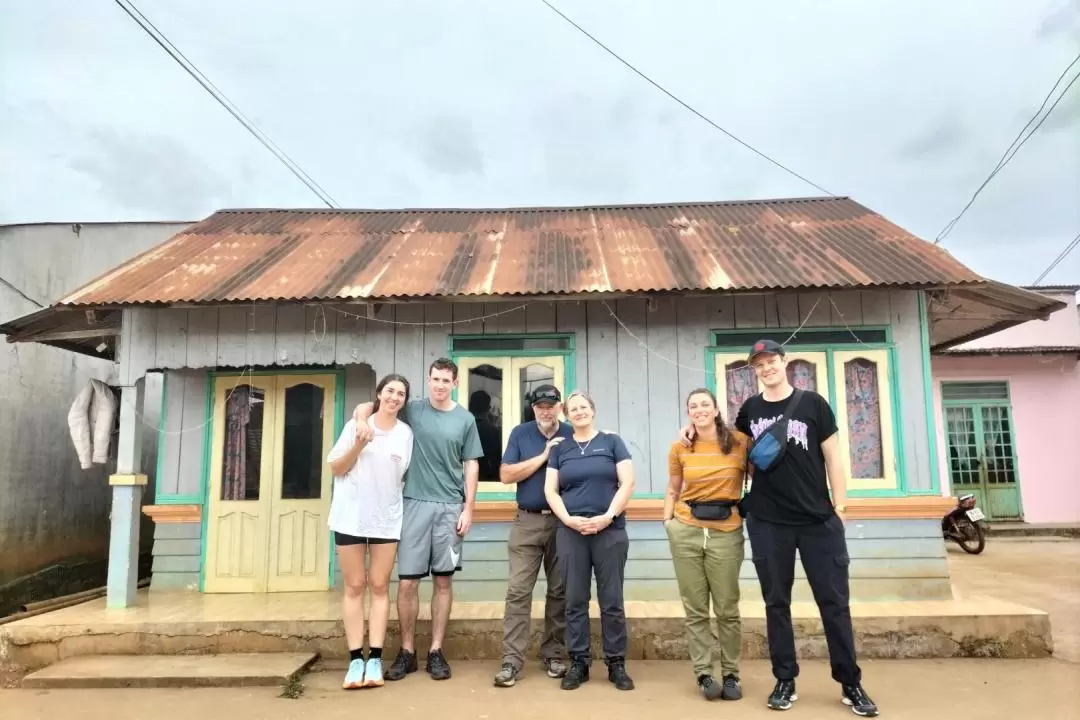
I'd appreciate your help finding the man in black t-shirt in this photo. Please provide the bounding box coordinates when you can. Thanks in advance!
[735,339,879,717]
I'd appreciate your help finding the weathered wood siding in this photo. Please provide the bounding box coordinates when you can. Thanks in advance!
[127,289,934,495]
[149,522,201,591]
[333,518,950,603]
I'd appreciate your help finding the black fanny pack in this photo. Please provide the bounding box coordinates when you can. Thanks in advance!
[686,499,740,522]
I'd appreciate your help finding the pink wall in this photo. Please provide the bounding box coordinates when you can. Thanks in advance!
[931,354,1080,523]
[954,291,1079,350]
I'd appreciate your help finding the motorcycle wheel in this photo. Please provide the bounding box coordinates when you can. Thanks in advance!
[954,519,986,555]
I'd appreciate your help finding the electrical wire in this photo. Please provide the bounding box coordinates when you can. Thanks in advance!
[0,275,44,308]
[934,51,1080,245]
[1032,231,1080,285]
[113,0,340,208]
[538,0,834,197]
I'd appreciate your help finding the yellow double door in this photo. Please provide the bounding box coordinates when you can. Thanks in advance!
[204,373,337,593]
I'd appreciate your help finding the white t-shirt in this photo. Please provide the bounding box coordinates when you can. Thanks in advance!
[326,417,414,540]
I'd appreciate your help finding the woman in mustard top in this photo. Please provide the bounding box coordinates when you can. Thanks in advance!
[664,387,750,702]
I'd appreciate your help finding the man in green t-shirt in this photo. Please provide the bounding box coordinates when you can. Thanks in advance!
[352,357,483,683]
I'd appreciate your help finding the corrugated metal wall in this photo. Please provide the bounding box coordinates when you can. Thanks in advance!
[0,222,188,593]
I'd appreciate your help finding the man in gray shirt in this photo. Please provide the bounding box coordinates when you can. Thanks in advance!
[353,358,484,682]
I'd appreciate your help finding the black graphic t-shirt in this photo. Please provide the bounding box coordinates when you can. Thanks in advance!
[735,389,839,526]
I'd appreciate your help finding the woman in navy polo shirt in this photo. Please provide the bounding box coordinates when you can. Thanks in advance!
[544,390,636,692]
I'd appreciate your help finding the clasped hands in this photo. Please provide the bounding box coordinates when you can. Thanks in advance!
[566,514,613,535]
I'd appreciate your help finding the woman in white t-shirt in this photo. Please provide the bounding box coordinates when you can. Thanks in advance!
[327,373,414,690]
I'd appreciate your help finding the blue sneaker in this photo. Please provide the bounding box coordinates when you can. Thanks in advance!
[343,658,365,689]
[363,657,384,687]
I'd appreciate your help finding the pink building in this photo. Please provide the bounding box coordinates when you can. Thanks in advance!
[931,286,1080,523]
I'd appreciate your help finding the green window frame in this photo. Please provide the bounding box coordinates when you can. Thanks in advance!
[705,326,909,498]
[448,333,576,501]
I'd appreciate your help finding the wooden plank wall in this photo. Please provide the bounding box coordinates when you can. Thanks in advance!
[127,289,933,495]
[331,518,952,603]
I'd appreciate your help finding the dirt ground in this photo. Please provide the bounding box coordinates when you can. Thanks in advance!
[1,658,1078,719]
[1,537,1078,718]
[947,535,1080,662]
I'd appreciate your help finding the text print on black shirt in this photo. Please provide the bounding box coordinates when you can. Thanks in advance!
[735,390,838,526]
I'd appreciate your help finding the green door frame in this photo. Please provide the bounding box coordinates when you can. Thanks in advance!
[941,391,1023,521]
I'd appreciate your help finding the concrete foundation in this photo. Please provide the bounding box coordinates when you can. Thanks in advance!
[0,594,1051,673]
[20,652,318,689]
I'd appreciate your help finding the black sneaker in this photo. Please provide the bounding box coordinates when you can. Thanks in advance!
[560,660,589,690]
[768,679,798,710]
[697,674,723,700]
[384,648,417,681]
[426,649,451,680]
[842,684,879,717]
[721,674,743,701]
[606,658,634,691]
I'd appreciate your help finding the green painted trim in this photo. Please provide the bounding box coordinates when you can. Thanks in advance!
[198,373,214,593]
[473,491,518,501]
[918,291,941,496]
[707,342,894,354]
[155,494,203,505]
[448,333,577,502]
[710,325,893,345]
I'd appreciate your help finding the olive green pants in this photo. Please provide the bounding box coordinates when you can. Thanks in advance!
[665,518,744,678]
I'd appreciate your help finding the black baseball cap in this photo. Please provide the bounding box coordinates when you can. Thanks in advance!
[530,384,561,405]
[748,339,786,362]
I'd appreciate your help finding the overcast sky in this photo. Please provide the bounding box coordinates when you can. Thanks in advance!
[1,0,1078,286]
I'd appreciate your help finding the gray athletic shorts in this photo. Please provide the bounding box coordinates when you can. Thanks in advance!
[397,498,465,579]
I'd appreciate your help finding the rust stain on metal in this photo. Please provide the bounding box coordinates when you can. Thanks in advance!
[56,197,984,306]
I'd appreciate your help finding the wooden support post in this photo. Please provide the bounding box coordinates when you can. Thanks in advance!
[106,380,146,608]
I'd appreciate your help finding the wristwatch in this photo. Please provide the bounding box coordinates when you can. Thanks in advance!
[835,504,847,513]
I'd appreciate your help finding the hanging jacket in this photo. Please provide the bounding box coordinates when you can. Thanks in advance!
[68,379,118,469]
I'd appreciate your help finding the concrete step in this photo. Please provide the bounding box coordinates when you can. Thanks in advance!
[986,522,1080,538]
[1,595,1051,673]
[19,652,318,689]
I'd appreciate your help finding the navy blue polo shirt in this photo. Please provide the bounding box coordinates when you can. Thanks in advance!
[549,431,632,530]
[502,420,574,511]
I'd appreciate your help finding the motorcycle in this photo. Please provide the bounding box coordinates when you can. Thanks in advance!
[942,493,986,554]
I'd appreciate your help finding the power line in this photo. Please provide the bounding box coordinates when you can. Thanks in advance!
[1032,230,1080,285]
[538,0,835,197]
[113,0,340,208]
[0,275,45,308]
[935,51,1080,245]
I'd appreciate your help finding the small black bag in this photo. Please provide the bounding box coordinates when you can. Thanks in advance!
[746,389,804,474]
[687,499,738,522]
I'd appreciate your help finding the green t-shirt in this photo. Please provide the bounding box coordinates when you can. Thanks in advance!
[400,398,484,503]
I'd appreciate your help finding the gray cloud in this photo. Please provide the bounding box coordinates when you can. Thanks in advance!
[1,0,1078,284]
[416,115,485,177]
[68,127,231,217]
[897,117,967,161]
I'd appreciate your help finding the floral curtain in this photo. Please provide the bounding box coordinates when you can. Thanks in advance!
[786,359,817,392]
[221,386,254,501]
[843,359,883,478]
[725,362,758,423]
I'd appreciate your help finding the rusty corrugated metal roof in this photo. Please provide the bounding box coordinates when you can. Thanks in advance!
[56,197,985,306]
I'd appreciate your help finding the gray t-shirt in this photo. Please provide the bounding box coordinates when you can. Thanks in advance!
[400,398,484,503]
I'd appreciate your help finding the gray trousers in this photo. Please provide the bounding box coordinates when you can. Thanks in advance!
[557,524,629,664]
